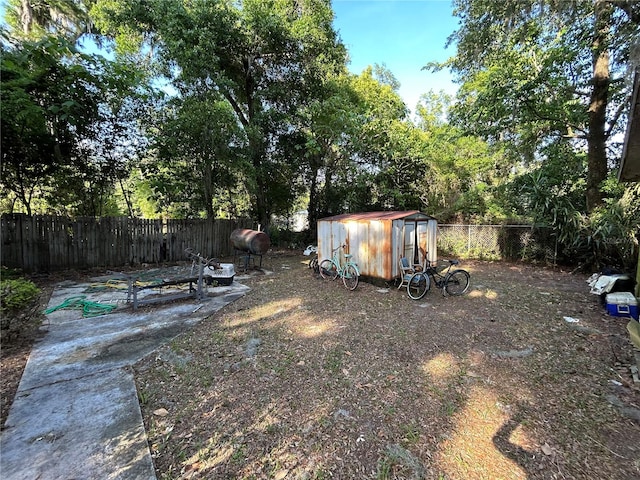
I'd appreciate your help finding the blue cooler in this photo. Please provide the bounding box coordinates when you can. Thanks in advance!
[605,292,639,320]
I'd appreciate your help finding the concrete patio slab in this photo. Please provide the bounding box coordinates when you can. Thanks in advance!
[1,271,250,479]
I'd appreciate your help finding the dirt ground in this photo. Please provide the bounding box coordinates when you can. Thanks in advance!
[1,277,54,429]
[3,253,640,479]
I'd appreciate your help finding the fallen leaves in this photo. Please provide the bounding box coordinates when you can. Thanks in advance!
[132,255,640,480]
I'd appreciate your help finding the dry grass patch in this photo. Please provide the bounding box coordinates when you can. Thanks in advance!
[133,253,640,479]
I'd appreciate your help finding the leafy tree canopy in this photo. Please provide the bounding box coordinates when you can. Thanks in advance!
[434,0,640,211]
[92,0,347,226]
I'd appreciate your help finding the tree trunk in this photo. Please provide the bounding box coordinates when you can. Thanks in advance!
[242,61,270,230]
[322,163,336,218]
[118,177,134,218]
[21,0,33,35]
[586,0,612,212]
[249,136,269,229]
[307,156,321,239]
[15,171,33,216]
[202,162,215,219]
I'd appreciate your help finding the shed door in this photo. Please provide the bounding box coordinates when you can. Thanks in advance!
[404,222,416,263]
[416,221,429,265]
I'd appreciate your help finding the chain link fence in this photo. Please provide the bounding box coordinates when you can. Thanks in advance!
[438,224,557,263]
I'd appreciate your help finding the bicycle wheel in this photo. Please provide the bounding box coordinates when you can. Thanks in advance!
[309,256,319,273]
[444,269,470,296]
[407,272,430,300]
[319,259,338,280]
[342,264,359,290]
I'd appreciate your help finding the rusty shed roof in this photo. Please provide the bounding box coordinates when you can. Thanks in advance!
[319,211,436,222]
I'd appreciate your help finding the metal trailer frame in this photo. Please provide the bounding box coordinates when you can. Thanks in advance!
[124,260,208,310]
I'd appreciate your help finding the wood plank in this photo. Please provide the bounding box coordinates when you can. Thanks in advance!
[1,214,252,272]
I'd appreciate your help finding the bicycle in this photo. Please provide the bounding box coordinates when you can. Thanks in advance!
[406,257,470,300]
[185,248,221,270]
[319,244,360,290]
[304,245,319,273]
[308,254,319,273]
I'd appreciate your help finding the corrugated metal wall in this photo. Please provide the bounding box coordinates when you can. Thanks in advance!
[317,212,437,281]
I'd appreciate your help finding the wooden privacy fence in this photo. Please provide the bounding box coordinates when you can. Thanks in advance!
[1,214,254,273]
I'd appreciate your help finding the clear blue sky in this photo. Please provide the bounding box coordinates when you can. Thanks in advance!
[331,0,459,112]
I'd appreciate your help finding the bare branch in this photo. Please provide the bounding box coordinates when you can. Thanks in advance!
[605,98,627,138]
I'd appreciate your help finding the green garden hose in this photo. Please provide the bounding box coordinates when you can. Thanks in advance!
[44,295,117,318]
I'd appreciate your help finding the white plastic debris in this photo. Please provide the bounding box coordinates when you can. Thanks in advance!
[303,245,317,256]
[587,273,631,295]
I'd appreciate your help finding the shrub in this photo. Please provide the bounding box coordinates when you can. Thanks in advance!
[0,266,22,281]
[0,278,41,338]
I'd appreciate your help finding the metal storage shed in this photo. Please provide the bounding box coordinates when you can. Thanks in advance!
[317,211,438,281]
